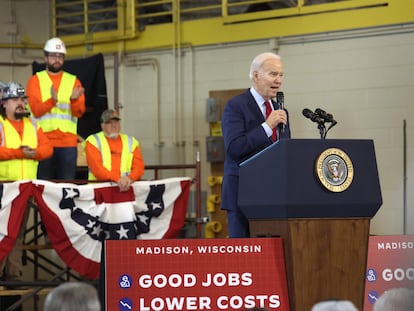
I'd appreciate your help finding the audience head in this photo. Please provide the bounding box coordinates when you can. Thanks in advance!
[44,282,100,311]
[100,109,121,139]
[373,287,414,311]
[311,299,358,311]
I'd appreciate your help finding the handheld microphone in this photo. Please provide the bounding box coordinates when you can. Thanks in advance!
[276,91,285,132]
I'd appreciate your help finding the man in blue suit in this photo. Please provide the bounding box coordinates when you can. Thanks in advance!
[221,52,291,238]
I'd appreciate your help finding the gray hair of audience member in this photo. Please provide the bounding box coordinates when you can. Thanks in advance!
[248,52,282,80]
[44,282,101,311]
[373,287,414,311]
[311,300,358,311]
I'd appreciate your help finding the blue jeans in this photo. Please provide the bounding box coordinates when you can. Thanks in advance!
[37,147,77,180]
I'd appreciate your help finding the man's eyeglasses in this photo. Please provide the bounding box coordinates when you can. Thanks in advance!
[47,53,65,60]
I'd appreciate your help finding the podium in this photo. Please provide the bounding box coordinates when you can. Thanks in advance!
[238,139,382,311]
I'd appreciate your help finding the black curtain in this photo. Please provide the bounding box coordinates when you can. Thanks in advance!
[31,53,108,139]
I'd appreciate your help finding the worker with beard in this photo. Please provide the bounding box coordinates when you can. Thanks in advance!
[26,37,85,180]
[0,82,52,285]
[84,109,145,192]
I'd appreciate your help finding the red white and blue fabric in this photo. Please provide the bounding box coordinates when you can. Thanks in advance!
[0,178,191,279]
[0,181,32,262]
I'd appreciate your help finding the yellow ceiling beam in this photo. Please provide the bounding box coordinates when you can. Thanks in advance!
[65,0,414,56]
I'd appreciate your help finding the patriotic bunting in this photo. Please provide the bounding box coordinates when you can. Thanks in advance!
[0,178,191,279]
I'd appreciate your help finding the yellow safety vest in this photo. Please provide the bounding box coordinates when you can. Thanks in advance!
[35,70,78,134]
[0,118,39,180]
[86,132,138,181]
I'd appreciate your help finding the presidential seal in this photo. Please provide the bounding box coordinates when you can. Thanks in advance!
[315,148,354,192]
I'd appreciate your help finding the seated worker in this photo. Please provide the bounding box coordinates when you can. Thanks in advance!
[84,109,144,191]
[0,82,52,284]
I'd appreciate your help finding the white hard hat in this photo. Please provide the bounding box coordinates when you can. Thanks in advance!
[44,37,67,54]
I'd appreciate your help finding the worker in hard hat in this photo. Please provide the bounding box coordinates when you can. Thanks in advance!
[0,81,52,284]
[26,37,85,180]
[0,82,52,179]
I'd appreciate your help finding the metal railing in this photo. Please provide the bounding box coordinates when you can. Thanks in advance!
[53,0,365,36]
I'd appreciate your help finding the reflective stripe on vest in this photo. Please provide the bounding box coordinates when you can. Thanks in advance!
[36,70,77,133]
[87,132,137,181]
[0,118,39,180]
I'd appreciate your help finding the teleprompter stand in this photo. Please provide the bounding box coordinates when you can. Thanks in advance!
[238,139,382,311]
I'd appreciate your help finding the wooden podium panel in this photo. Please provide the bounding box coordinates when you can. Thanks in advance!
[250,218,370,311]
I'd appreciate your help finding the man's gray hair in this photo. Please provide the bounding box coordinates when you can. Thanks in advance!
[249,52,281,80]
[311,300,358,311]
[44,282,101,311]
[373,287,414,311]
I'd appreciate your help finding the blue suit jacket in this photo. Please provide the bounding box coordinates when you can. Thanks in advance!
[221,89,291,212]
